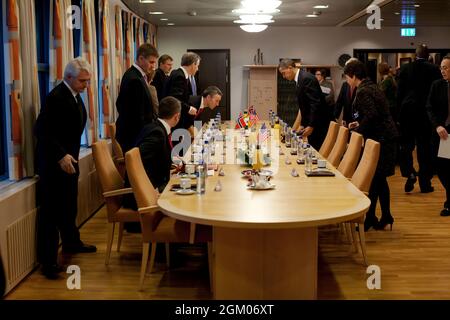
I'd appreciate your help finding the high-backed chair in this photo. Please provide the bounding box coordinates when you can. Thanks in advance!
[92,140,139,265]
[109,123,125,178]
[337,131,363,178]
[318,121,339,158]
[327,126,349,167]
[125,148,212,290]
[346,139,380,266]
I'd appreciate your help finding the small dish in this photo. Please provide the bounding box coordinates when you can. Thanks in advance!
[175,189,196,195]
[247,183,276,190]
[180,173,197,179]
[241,169,273,177]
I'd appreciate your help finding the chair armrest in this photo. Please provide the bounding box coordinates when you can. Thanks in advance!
[103,188,132,198]
[138,205,159,214]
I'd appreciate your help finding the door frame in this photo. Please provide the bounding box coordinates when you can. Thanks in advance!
[188,49,231,120]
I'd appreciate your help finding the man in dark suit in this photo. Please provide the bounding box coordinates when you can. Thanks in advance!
[165,52,200,134]
[35,58,96,279]
[278,59,331,150]
[397,44,442,193]
[427,55,450,216]
[188,86,223,127]
[152,54,173,102]
[116,44,159,153]
[135,96,181,193]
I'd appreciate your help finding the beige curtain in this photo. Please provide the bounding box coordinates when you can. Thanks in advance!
[18,0,40,177]
[49,0,73,90]
[82,0,99,144]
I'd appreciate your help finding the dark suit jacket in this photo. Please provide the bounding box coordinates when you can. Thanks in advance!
[135,119,172,193]
[116,65,156,153]
[397,59,441,125]
[35,82,87,176]
[296,70,331,147]
[152,68,168,102]
[427,79,450,131]
[165,67,192,130]
[334,81,355,124]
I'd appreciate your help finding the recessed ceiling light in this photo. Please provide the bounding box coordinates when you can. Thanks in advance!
[306,14,318,18]
[414,4,420,7]
[394,12,400,15]
[149,11,164,15]
[160,18,168,21]
[313,5,329,9]
[240,24,268,32]
[380,18,384,21]
[167,23,175,26]
[140,0,155,3]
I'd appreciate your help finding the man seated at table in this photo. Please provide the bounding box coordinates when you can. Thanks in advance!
[136,96,181,193]
[188,86,223,128]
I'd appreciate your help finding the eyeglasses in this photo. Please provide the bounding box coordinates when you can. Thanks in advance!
[315,73,321,76]
[440,66,449,71]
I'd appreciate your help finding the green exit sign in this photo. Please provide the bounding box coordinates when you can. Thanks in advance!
[401,28,416,37]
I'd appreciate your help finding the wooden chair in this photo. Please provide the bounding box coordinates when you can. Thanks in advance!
[125,148,212,291]
[92,140,139,265]
[109,123,125,178]
[337,131,363,178]
[346,139,380,266]
[327,126,349,167]
[318,121,339,158]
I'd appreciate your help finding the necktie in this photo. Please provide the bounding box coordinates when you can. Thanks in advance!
[446,82,450,126]
[195,107,204,120]
[190,76,197,96]
[168,133,173,149]
[75,94,84,124]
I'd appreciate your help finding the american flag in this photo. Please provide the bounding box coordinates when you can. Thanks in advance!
[235,112,247,129]
[258,123,269,144]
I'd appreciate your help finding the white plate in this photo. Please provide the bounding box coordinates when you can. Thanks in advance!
[247,184,276,190]
[175,189,196,195]
[180,173,197,179]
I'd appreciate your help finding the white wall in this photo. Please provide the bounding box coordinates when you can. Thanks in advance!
[157,26,450,119]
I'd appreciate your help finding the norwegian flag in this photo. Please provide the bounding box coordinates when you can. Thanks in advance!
[235,112,247,129]
[248,105,259,126]
[258,123,269,144]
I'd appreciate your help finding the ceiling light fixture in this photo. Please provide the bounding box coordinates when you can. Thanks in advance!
[240,24,268,32]
[414,4,420,7]
[234,14,274,24]
[160,18,168,21]
[167,23,175,26]
[306,14,318,17]
[149,11,164,15]
[241,0,281,11]
[140,0,155,3]
[313,5,329,9]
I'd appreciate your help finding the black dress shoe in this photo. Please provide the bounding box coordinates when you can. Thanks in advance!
[404,174,417,193]
[41,264,64,280]
[62,243,97,254]
[364,216,379,232]
[420,185,434,193]
[440,208,450,216]
[374,215,394,230]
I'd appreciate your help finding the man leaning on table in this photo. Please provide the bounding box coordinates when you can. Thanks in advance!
[278,59,331,150]
[188,86,223,127]
[426,55,450,216]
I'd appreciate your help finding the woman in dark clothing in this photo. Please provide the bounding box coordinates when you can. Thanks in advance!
[345,60,399,231]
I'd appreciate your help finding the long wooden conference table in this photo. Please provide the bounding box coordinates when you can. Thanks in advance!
[157,125,370,299]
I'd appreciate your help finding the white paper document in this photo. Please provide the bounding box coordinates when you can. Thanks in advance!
[320,86,331,95]
[438,138,450,159]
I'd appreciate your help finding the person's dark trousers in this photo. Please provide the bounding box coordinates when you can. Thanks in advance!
[37,166,81,266]
[366,173,392,221]
[436,125,450,208]
[308,126,327,151]
[399,125,434,188]
[0,250,5,296]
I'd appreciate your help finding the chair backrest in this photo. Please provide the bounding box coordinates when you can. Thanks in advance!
[337,131,364,179]
[350,139,380,193]
[92,140,124,220]
[319,121,339,157]
[125,148,162,240]
[327,126,349,167]
[109,123,124,160]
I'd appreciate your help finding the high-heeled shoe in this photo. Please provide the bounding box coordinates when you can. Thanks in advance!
[375,215,394,230]
[364,216,379,232]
